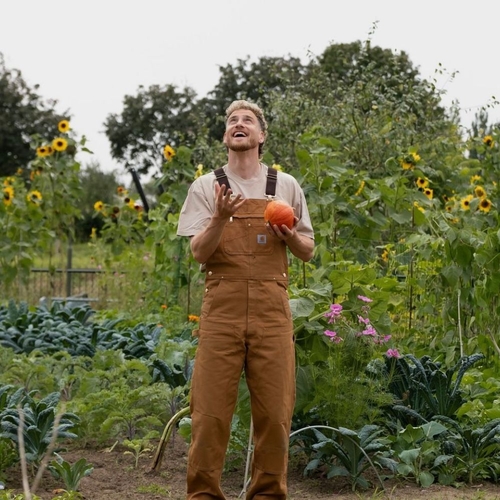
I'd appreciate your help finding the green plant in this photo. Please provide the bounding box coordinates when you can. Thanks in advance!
[292,424,396,491]
[0,392,79,466]
[390,420,448,487]
[48,453,93,491]
[0,492,41,500]
[123,439,153,468]
[434,415,500,484]
[383,353,485,426]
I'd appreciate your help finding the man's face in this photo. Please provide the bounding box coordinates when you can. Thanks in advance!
[223,109,264,153]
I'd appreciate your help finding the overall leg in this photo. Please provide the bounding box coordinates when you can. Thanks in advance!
[244,281,296,500]
[187,326,245,499]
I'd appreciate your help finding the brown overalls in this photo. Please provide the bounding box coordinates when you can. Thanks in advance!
[187,169,296,500]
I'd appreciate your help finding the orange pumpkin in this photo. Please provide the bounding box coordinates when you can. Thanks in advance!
[264,200,295,230]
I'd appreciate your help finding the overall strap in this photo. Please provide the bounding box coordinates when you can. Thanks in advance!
[213,166,277,196]
[214,167,231,190]
[265,167,277,197]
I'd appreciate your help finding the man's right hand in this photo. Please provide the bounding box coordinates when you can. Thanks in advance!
[214,184,246,219]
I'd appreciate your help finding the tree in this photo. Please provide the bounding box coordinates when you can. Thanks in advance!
[0,53,67,176]
[103,84,199,175]
[196,55,308,143]
[75,161,120,241]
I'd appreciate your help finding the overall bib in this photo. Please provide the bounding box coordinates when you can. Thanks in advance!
[187,174,296,500]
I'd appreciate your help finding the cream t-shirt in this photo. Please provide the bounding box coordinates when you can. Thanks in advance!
[177,164,314,239]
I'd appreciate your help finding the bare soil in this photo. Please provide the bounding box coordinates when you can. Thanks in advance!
[5,434,500,499]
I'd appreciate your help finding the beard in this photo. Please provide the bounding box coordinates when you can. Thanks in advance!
[226,135,259,152]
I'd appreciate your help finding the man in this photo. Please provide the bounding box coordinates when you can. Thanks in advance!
[177,100,314,499]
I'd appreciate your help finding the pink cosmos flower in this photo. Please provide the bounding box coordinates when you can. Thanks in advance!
[324,330,343,343]
[386,348,401,358]
[358,315,371,325]
[361,326,377,336]
[325,303,343,323]
[357,295,372,303]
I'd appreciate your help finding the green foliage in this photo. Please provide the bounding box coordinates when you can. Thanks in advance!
[103,84,199,175]
[0,53,67,177]
[390,421,448,487]
[122,439,153,468]
[433,415,500,484]
[0,391,79,466]
[382,353,485,426]
[296,424,396,491]
[48,453,93,491]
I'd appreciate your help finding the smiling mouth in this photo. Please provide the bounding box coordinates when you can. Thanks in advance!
[233,132,246,138]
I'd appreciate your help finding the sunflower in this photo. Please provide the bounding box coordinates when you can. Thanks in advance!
[117,186,127,196]
[52,138,68,152]
[163,145,175,161]
[416,178,429,189]
[483,135,494,147]
[272,164,283,172]
[16,168,23,176]
[36,146,49,157]
[3,186,14,206]
[460,194,474,210]
[474,186,486,198]
[26,190,42,205]
[188,314,200,322]
[58,120,70,133]
[470,175,482,184]
[423,188,433,200]
[445,205,453,213]
[94,201,104,211]
[413,201,425,213]
[194,164,204,179]
[479,198,492,213]
[3,177,14,187]
[381,249,389,262]
[127,198,135,209]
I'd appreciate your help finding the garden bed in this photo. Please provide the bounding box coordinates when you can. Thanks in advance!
[4,434,500,500]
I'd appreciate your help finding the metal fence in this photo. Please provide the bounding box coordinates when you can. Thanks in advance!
[5,268,104,307]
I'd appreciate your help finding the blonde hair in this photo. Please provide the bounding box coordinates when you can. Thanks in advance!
[225,100,268,156]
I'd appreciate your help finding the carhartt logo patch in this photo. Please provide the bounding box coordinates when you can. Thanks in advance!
[257,234,267,245]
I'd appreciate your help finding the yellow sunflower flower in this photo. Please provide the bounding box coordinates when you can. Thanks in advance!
[52,138,68,152]
[27,190,42,205]
[90,227,97,240]
[460,194,474,210]
[3,186,14,206]
[483,135,494,147]
[272,164,283,172]
[479,198,492,213]
[413,201,425,213]
[381,249,389,262]
[117,186,127,196]
[163,145,175,161]
[194,164,204,179]
[474,186,486,198]
[416,178,429,189]
[58,120,70,133]
[188,314,200,322]
[3,177,14,187]
[424,188,433,200]
[470,175,482,184]
[16,168,23,176]
[36,146,49,157]
[94,200,104,211]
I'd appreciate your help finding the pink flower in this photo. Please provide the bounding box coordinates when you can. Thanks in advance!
[357,295,372,303]
[386,348,401,358]
[324,330,343,343]
[361,326,377,336]
[358,315,371,325]
[325,303,343,323]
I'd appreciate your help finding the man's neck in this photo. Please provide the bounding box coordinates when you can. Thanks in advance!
[227,151,262,180]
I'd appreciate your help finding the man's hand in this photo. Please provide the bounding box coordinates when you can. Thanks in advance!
[214,184,246,219]
[266,216,299,241]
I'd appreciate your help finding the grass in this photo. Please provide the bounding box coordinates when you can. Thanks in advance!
[33,241,97,269]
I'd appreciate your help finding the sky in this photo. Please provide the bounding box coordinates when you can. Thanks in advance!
[1,0,499,183]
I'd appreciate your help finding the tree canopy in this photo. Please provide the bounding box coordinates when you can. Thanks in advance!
[0,53,67,177]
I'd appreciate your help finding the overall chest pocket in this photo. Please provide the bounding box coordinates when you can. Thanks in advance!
[223,215,274,255]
